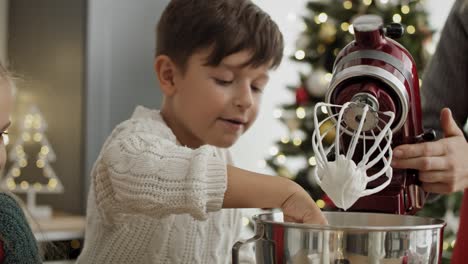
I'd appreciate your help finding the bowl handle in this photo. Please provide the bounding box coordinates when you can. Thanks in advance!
[232,224,264,264]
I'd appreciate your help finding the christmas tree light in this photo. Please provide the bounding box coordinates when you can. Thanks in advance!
[1,106,64,219]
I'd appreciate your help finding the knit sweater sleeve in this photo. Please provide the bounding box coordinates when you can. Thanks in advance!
[0,193,41,264]
[94,118,228,221]
[421,0,468,136]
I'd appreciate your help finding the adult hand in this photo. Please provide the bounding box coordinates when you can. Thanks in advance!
[392,108,468,194]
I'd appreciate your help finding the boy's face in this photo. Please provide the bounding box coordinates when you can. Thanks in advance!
[0,80,13,171]
[160,49,270,148]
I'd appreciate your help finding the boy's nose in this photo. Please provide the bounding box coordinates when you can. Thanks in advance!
[234,84,254,110]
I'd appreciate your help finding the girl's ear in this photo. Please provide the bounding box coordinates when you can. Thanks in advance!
[154,55,178,97]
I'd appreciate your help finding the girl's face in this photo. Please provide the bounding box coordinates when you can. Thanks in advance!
[0,79,13,171]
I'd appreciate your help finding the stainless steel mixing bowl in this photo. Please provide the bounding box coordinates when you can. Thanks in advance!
[233,212,445,264]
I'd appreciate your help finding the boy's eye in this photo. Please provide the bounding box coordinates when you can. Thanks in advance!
[251,85,263,93]
[214,78,233,86]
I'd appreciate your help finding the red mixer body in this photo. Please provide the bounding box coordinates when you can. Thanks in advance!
[326,17,425,215]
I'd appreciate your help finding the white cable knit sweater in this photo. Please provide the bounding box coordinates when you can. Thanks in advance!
[77,106,254,264]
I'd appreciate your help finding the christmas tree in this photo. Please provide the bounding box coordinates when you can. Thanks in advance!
[266,0,457,262]
[1,106,64,219]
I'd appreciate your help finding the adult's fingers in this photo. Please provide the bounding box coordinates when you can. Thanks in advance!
[440,108,464,138]
[393,141,446,159]
[391,156,449,171]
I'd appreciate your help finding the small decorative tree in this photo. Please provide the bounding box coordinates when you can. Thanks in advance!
[1,106,63,219]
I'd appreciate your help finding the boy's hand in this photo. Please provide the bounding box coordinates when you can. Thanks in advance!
[224,166,327,224]
[281,185,328,225]
[392,108,468,194]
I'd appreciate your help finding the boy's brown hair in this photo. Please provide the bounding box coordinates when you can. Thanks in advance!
[156,0,284,72]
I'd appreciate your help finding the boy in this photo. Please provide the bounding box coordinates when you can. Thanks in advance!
[77,1,326,263]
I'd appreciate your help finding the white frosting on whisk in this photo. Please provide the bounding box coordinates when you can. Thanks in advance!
[312,102,395,210]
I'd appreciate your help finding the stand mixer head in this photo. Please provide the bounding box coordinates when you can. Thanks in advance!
[312,15,431,215]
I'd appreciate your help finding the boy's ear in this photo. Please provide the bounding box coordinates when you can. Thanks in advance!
[154,55,178,96]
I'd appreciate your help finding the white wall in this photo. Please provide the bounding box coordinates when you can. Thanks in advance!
[0,0,8,65]
[85,0,167,196]
[231,0,456,173]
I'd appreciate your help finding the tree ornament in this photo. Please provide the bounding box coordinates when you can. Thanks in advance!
[319,119,336,145]
[318,23,337,44]
[306,68,330,97]
[295,86,309,105]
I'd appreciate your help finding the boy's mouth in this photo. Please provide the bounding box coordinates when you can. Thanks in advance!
[220,118,247,125]
[219,118,248,132]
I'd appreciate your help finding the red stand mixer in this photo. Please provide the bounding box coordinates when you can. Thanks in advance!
[232,15,445,264]
[312,14,436,215]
